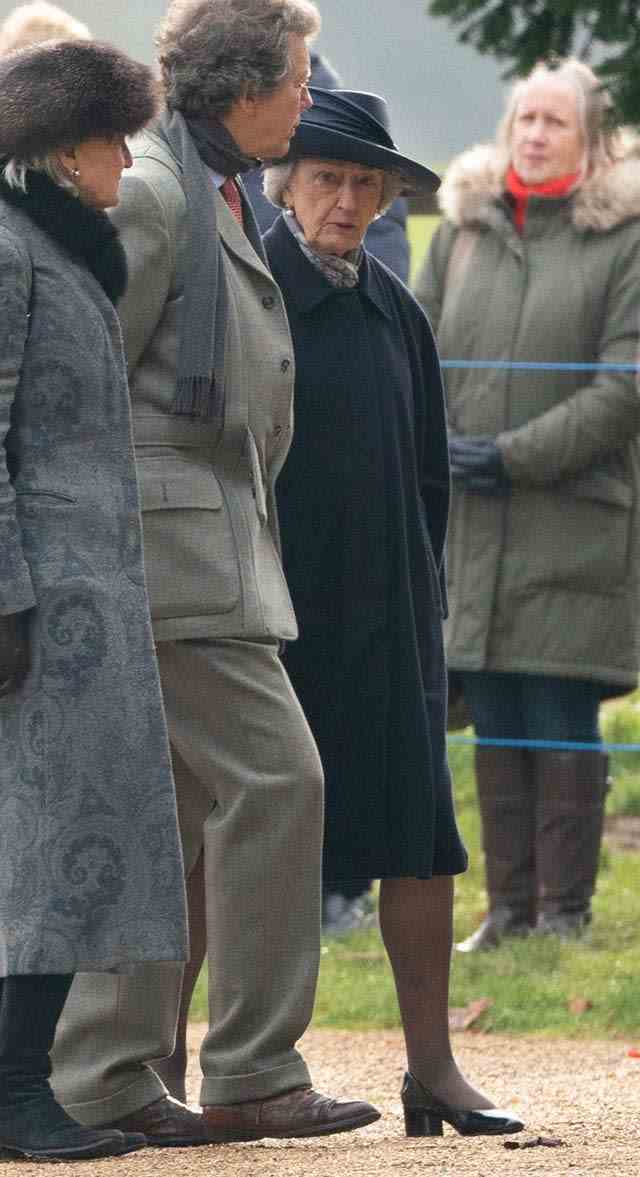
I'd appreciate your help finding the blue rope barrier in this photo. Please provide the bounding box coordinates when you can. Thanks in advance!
[447,734,640,752]
[440,360,639,373]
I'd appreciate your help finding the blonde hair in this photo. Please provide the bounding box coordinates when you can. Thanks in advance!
[0,2,90,54]
[496,58,623,184]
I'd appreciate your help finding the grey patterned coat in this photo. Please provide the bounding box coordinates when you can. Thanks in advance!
[0,180,188,976]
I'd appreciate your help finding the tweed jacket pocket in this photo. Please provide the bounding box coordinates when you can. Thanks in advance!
[138,457,240,617]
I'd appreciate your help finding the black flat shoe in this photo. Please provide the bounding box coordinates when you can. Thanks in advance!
[401,1072,524,1137]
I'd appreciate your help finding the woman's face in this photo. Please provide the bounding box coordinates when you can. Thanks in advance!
[283,159,385,256]
[511,78,584,185]
[58,136,133,209]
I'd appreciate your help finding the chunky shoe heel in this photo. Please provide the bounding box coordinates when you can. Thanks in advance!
[400,1072,524,1138]
[404,1108,443,1137]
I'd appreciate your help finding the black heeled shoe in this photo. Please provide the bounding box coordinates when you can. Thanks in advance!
[401,1072,524,1137]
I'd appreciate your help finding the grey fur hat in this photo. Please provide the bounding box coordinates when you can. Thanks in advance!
[0,39,158,159]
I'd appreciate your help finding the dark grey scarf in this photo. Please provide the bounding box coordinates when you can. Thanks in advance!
[154,108,258,419]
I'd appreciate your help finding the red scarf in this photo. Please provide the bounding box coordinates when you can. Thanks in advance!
[505,165,580,233]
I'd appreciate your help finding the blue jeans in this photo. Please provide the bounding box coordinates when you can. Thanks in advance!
[460,672,602,747]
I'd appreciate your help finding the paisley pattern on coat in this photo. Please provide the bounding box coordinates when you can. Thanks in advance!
[0,187,187,976]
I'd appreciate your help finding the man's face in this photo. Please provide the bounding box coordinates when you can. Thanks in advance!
[244,33,312,159]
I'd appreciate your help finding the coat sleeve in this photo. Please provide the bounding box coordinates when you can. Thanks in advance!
[0,228,36,615]
[498,230,640,484]
[364,197,410,284]
[406,296,450,614]
[109,168,180,373]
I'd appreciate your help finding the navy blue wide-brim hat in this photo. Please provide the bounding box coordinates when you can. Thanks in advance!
[283,88,440,194]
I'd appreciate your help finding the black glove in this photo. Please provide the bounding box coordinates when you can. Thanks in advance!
[0,609,31,696]
[449,434,511,495]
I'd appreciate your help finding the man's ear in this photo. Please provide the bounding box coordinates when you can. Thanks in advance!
[55,146,78,177]
[235,83,258,118]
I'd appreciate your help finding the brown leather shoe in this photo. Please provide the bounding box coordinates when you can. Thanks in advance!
[203,1085,380,1141]
[100,1095,217,1148]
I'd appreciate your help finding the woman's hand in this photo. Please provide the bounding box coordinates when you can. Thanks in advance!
[0,609,31,695]
[449,435,511,495]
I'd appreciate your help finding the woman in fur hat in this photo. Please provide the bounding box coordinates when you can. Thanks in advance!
[0,39,188,1160]
[414,60,640,951]
[263,89,524,1140]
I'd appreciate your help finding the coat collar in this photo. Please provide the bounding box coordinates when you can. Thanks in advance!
[264,212,392,320]
[139,127,271,280]
[215,177,271,275]
[0,171,127,303]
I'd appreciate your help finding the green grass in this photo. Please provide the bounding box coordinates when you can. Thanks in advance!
[310,721,640,1039]
[407,214,440,287]
[190,694,640,1038]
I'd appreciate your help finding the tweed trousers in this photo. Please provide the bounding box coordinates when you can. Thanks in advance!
[51,637,324,1119]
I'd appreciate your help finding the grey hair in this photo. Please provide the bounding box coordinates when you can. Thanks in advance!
[496,57,623,183]
[3,153,78,195]
[156,0,321,118]
[263,160,404,215]
[0,2,90,55]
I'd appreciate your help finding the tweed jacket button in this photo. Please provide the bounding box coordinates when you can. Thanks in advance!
[273,424,283,436]
[281,358,291,372]
[262,295,275,309]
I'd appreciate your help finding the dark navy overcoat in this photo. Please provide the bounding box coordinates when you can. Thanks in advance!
[265,214,467,881]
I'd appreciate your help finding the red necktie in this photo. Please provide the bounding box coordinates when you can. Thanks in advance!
[221,176,244,228]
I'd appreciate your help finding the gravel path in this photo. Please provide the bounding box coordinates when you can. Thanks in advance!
[2,1023,640,1176]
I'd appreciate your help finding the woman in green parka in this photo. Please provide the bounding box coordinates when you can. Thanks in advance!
[415,58,640,950]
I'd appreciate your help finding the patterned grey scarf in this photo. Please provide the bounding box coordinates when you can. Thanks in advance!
[284,210,362,288]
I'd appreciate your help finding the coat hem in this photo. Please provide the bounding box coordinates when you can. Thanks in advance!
[447,657,637,697]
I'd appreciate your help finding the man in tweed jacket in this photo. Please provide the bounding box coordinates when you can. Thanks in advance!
[51,0,378,1148]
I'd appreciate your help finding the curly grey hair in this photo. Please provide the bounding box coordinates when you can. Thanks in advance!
[263,159,404,216]
[496,58,624,183]
[156,0,321,117]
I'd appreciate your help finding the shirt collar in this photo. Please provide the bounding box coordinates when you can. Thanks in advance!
[208,167,226,189]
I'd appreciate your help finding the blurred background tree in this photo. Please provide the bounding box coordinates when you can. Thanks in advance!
[428,1,640,124]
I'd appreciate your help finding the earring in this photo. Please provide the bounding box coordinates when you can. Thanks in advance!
[71,167,80,178]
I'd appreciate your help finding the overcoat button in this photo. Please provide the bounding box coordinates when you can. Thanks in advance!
[281,358,291,372]
[262,295,275,309]
[274,425,283,436]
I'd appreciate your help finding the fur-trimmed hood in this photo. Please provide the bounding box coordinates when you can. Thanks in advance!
[439,139,640,233]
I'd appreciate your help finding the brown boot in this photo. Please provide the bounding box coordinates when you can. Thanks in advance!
[456,747,535,952]
[534,750,609,936]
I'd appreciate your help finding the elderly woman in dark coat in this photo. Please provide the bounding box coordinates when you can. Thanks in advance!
[0,40,187,1160]
[262,90,523,1139]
